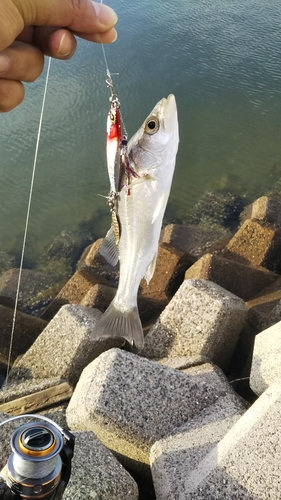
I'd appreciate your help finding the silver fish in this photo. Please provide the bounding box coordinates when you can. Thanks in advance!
[92,94,179,349]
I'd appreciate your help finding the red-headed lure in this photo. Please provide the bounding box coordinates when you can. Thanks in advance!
[106,97,121,195]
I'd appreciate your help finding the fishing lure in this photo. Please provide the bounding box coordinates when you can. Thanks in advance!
[103,67,141,243]
[106,94,121,195]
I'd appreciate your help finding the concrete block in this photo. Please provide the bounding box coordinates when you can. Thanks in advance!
[250,321,281,395]
[240,196,281,226]
[222,219,281,272]
[66,348,245,475]
[0,377,64,403]
[246,277,281,331]
[158,355,210,371]
[164,381,281,499]
[139,244,191,302]
[184,253,278,301]
[77,238,119,287]
[0,304,47,365]
[78,238,107,269]
[160,224,228,259]
[80,283,116,311]
[267,300,281,326]
[8,305,124,385]
[150,394,245,500]
[64,431,138,500]
[141,279,247,370]
[41,268,109,320]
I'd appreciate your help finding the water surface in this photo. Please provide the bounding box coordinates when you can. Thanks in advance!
[1,0,281,264]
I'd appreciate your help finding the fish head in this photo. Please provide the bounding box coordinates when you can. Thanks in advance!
[128,94,179,173]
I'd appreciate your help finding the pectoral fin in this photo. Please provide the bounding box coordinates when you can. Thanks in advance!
[99,226,119,267]
[143,253,158,284]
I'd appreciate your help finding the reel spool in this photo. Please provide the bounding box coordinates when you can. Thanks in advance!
[0,415,74,500]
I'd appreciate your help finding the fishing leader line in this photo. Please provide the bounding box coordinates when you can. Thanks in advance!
[6,57,52,382]
[100,0,128,137]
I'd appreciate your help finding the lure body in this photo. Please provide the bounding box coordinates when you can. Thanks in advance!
[106,105,121,195]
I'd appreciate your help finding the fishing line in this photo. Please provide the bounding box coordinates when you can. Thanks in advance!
[6,57,52,382]
[100,0,128,137]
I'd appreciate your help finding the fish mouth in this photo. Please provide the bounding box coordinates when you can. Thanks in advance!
[159,94,178,135]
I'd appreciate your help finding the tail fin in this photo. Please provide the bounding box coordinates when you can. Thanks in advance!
[92,300,144,350]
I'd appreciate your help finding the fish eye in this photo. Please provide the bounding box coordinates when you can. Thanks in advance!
[145,116,159,135]
[110,112,116,123]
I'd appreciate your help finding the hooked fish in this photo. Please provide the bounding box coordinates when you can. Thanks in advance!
[92,94,179,349]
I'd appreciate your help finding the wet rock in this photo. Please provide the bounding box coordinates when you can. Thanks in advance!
[0,305,47,366]
[141,279,247,371]
[240,196,281,227]
[160,223,230,259]
[184,191,244,232]
[246,277,281,331]
[172,381,281,498]
[7,305,124,386]
[37,258,73,279]
[39,229,94,274]
[250,321,281,396]
[266,177,281,200]
[0,253,16,278]
[66,348,245,476]
[184,252,278,301]
[222,219,281,273]
[64,431,139,500]
[0,268,66,316]
[0,296,15,309]
[150,394,245,500]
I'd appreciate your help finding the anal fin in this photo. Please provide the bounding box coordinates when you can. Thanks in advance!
[143,253,158,284]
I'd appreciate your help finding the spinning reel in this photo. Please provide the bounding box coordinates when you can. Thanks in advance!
[0,415,75,499]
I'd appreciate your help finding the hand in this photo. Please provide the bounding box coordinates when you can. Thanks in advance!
[0,0,118,112]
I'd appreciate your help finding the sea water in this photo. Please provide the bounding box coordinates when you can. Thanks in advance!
[1,0,281,263]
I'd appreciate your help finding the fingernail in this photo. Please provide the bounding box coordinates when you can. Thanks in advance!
[0,54,10,74]
[93,3,118,28]
[110,29,118,43]
[57,33,73,57]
